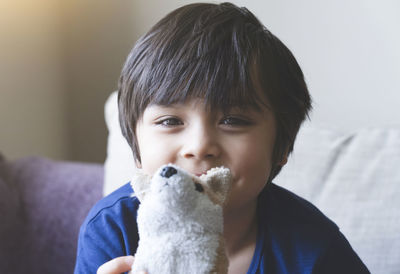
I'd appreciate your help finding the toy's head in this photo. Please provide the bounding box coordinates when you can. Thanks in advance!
[130,164,231,273]
[131,164,232,211]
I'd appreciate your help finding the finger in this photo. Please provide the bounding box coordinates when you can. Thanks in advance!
[97,255,135,274]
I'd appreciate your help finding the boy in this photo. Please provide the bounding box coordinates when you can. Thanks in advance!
[75,2,369,273]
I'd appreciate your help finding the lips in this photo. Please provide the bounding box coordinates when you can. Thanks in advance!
[193,169,211,177]
[181,167,210,177]
[181,166,219,177]
[195,172,207,177]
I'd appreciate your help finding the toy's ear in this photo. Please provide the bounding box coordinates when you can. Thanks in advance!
[201,167,232,205]
[130,169,151,202]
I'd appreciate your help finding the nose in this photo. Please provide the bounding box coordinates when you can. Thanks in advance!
[180,123,221,160]
[160,166,177,178]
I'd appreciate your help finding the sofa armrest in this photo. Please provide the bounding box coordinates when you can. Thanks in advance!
[0,156,103,274]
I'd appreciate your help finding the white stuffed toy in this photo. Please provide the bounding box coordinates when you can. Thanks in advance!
[129,164,232,274]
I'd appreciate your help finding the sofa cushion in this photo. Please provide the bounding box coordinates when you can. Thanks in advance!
[274,126,400,274]
[104,91,136,196]
[0,156,103,274]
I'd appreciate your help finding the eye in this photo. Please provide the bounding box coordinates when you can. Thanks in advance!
[194,182,204,193]
[155,117,183,127]
[220,116,252,127]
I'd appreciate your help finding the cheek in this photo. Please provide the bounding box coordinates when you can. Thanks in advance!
[226,127,276,205]
[136,127,178,175]
[238,143,273,184]
[139,146,163,175]
[224,133,275,211]
[235,133,274,176]
[136,127,162,175]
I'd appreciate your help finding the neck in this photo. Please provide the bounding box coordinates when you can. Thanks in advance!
[223,200,258,257]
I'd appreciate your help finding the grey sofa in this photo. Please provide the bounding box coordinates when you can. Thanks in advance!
[0,155,103,274]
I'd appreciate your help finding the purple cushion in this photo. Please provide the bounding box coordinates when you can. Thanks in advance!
[0,156,103,274]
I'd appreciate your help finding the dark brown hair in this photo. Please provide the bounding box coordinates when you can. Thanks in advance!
[118,2,312,181]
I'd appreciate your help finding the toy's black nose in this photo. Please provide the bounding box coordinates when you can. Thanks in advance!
[160,166,177,178]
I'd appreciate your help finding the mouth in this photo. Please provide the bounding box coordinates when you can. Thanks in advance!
[195,172,207,177]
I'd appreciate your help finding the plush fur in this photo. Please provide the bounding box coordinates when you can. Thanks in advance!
[129,164,231,274]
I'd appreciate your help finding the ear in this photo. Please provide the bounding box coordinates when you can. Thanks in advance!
[201,167,232,205]
[130,169,151,202]
[278,150,289,166]
[278,155,288,166]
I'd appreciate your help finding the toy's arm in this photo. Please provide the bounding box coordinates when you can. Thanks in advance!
[201,167,232,205]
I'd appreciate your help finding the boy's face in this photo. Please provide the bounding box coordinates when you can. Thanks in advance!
[135,98,277,214]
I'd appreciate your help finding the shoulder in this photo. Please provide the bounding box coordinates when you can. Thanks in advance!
[80,182,140,245]
[261,183,337,230]
[257,183,369,273]
[262,183,339,253]
[84,182,139,225]
[74,183,140,274]
[258,183,339,252]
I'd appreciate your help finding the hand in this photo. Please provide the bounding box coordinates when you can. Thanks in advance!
[97,256,137,274]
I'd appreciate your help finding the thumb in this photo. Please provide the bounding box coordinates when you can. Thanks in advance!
[97,255,135,274]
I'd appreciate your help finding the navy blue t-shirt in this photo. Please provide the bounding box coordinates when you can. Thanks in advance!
[74,182,369,273]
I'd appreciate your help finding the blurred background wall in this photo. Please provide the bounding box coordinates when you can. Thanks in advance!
[0,0,138,162]
[1,0,399,163]
[1,0,68,160]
